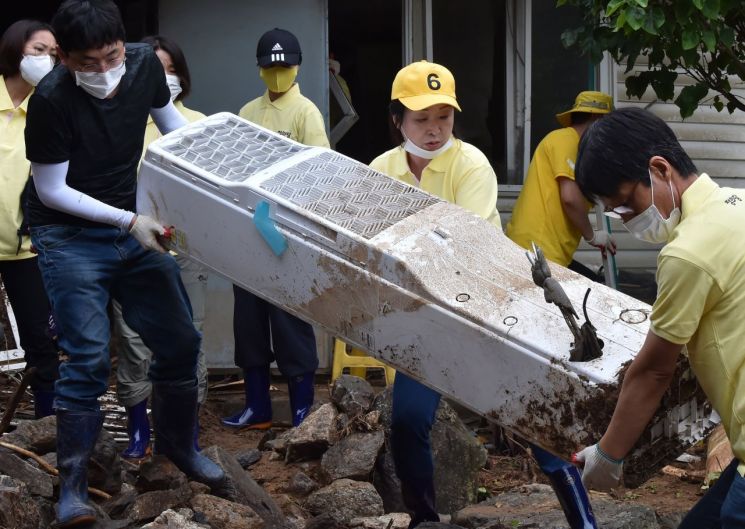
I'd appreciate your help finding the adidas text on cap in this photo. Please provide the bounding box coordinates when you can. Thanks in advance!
[391,60,461,111]
[257,28,302,67]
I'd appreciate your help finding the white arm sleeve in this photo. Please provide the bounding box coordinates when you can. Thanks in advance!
[150,100,189,135]
[32,161,135,230]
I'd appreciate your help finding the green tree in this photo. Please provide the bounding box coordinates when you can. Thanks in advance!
[558,0,745,118]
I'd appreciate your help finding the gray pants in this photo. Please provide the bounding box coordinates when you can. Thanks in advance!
[113,254,209,407]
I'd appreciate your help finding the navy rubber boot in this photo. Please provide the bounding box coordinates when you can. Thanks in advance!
[193,405,201,452]
[33,389,55,419]
[287,372,315,427]
[546,465,598,529]
[152,382,225,490]
[401,476,439,528]
[220,367,272,429]
[122,398,151,460]
[55,409,103,528]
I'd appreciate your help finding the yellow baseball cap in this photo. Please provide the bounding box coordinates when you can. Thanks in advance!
[391,60,461,111]
[555,91,613,127]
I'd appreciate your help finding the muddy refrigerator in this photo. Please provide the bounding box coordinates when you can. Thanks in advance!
[137,113,716,486]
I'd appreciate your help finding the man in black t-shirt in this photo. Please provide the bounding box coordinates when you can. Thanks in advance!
[24,1,224,526]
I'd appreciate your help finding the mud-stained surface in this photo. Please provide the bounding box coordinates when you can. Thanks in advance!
[503,357,714,488]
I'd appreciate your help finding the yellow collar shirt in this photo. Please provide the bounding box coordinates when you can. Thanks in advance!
[142,100,205,161]
[369,139,501,229]
[650,174,745,476]
[238,83,329,148]
[0,76,34,260]
[506,127,586,267]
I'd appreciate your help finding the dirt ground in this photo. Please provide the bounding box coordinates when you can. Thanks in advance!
[0,372,706,520]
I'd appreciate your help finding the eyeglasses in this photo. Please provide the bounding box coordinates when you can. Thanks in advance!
[78,55,125,73]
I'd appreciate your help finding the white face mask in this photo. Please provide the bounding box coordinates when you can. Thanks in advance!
[74,60,126,99]
[165,74,182,101]
[401,129,454,160]
[624,169,681,244]
[20,55,54,86]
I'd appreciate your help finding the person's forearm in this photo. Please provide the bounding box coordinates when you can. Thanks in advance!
[563,200,594,241]
[599,357,676,460]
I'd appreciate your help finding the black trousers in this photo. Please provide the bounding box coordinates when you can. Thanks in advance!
[232,286,318,377]
[0,257,59,391]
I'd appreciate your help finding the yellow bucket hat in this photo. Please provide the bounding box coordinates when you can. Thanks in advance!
[391,60,461,111]
[555,91,613,127]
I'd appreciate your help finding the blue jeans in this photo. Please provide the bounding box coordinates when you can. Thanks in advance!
[390,372,442,481]
[680,459,745,529]
[31,225,201,412]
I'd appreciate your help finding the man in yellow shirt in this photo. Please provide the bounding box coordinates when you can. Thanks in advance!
[224,28,328,430]
[507,91,616,277]
[573,107,745,528]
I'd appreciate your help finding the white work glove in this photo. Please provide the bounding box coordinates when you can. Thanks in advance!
[586,230,617,256]
[129,214,170,253]
[573,443,624,492]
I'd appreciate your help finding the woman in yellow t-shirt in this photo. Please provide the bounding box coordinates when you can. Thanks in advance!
[0,20,60,418]
[371,62,597,529]
[112,35,209,460]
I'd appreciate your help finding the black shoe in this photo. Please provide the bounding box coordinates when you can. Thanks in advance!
[55,409,103,528]
[400,476,439,528]
[152,382,225,490]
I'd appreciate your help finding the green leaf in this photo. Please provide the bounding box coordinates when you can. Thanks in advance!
[625,74,650,99]
[713,95,724,112]
[561,28,580,48]
[726,100,738,113]
[674,2,693,23]
[643,13,659,35]
[682,29,700,50]
[702,0,721,19]
[692,0,704,9]
[614,10,627,31]
[720,27,735,47]
[556,0,568,6]
[634,0,649,7]
[702,30,717,51]
[626,6,646,30]
[605,0,627,17]
[675,83,709,118]
[649,70,677,100]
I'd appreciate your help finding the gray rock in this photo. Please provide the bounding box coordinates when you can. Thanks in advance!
[286,403,338,463]
[1,416,57,453]
[202,444,289,528]
[102,482,138,517]
[305,513,345,529]
[89,426,123,495]
[124,483,192,522]
[657,512,686,529]
[330,375,376,416]
[265,429,292,457]
[236,448,262,468]
[305,479,384,523]
[288,471,319,496]
[0,475,43,529]
[190,493,264,529]
[136,455,188,492]
[0,448,54,497]
[417,524,465,529]
[349,512,411,528]
[451,484,660,529]
[372,388,487,514]
[258,429,277,451]
[322,431,384,481]
[189,480,211,496]
[140,508,210,529]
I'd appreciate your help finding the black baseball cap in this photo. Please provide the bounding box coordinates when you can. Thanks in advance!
[257,28,302,67]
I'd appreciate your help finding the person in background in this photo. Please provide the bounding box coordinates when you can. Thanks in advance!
[24,1,224,525]
[574,107,745,529]
[371,61,598,529]
[222,27,327,430]
[507,91,616,279]
[111,34,208,460]
[0,19,60,419]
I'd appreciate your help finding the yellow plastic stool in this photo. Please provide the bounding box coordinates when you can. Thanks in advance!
[332,339,396,385]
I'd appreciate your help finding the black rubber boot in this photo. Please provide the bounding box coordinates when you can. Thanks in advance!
[55,409,103,528]
[401,476,439,528]
[152,382,225,490]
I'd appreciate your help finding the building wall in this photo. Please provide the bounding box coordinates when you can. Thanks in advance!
[158,0,329,121]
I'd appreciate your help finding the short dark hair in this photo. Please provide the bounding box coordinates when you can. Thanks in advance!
[141,35,191,101]
[0,20,55,77]
[575,107,697,202]
[570,111,595,126]
[52,0,125,53]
